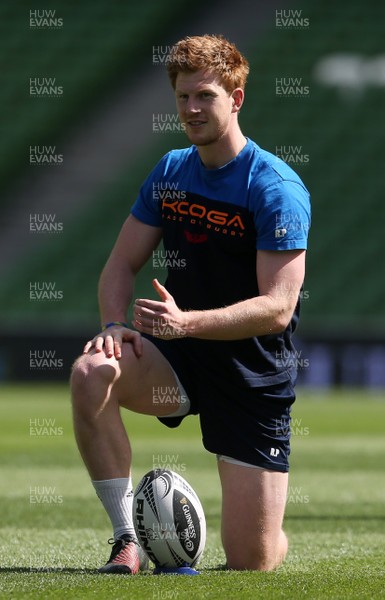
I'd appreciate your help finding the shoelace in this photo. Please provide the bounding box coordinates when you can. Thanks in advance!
[107,536,138,562]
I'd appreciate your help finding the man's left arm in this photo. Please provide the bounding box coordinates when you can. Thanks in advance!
[133,249,306,340]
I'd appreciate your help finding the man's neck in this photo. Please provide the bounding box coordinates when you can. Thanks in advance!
[197,127,247,170]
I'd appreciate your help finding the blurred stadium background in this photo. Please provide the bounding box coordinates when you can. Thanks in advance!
[0,0,384,388]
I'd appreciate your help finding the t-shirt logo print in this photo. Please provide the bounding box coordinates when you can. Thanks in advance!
[184,230,208,244]
[162,195,246,239]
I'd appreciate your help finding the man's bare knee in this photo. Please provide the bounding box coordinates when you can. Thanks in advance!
[227,530,288,571]
[227,550,286,572]
[71,353,114,390]
[252,539,288,571]
[70,353,119,417]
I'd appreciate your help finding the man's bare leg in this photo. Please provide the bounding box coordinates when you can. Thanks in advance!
[70,338,185,572]
[71,338,182,479]
[218,459,288,571]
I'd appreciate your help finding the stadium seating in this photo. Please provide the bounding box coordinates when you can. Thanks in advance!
[241,0,385,334]
[0,0,196,199]
[0,0,384,338]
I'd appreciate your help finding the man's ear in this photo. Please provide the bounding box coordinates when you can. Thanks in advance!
[231,88,245,112]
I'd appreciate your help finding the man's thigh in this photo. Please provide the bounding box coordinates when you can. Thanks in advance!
[218,458,288,569]
[74,336,184,417]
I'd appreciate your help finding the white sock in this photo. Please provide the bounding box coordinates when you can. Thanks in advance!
[92,477,136,541]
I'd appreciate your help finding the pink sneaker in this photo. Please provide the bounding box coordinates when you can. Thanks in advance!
[98,535,149,574]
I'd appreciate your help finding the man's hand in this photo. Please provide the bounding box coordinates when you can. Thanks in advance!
[83,326,143,359]
[133,279,187,340]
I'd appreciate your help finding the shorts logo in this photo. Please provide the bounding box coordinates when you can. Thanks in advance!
[270,448,280,457]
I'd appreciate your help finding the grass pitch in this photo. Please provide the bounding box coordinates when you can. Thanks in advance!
[0,383,384,599]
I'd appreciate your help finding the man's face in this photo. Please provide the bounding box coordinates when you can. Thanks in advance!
[175,70,236,147]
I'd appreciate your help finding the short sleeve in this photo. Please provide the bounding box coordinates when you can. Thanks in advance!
[255,180,311,250]
[131,157,167,227]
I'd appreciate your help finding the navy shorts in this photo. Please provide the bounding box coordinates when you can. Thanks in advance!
[144,335,296,473]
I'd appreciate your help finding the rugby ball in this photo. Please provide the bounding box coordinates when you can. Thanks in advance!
[133,469,206,568]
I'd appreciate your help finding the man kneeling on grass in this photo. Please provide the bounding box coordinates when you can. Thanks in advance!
[70,33,311,573]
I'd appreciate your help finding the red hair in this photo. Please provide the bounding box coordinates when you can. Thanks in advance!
[166,34,249,93]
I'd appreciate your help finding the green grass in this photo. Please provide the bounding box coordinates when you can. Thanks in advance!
[0,384,385,599]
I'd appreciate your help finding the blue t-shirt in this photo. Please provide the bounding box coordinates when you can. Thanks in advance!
[131,138,311,387]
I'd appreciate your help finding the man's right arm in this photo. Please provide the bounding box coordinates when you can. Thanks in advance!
[83,214,162,359]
